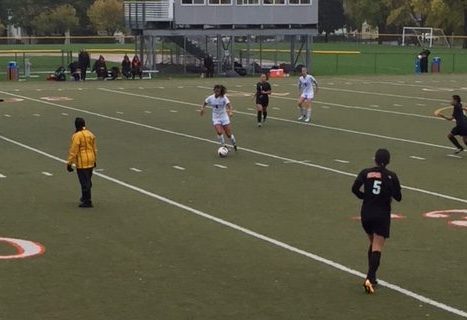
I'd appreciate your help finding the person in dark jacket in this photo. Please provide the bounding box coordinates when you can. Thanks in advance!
[131,55,143,80]
[419,48,431,73]
[69,61,81,81]
[92,55,108,80]
[121,54,132,79]
[204,54,214,78]
[78,49,90,81]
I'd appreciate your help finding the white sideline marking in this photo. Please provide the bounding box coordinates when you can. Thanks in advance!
[447,154,463,159]
[0,134,466,319]
[334,159,350,164]
[0,174,6,178]
[130,168,142,172]
[41,171,53,176]
[2,90,467,205]
[214,164,227,169]
[173,165,186,171]
[61,112,69,116]
[255,162,269,167]
[410,156,426,161]
[201,86,441,121]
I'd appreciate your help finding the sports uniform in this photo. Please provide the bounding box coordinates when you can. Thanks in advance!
[205,94,231,127]
[256,81,272,107]
[352,167,402,238]
[450,102,467,136]
[298,74,318,101]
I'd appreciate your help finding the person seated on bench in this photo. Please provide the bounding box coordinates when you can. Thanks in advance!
[121,54,132,79]
[131,55,143,80]
[92,55,108,80]
[69,61,81,81]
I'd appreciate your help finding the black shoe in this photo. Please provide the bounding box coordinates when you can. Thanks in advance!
[233,145,238,151]
[454,147,464,154]
[79,202,93,208]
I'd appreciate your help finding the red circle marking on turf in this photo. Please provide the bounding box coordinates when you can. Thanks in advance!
[40,97,73,101]
[423,209,467,228]
[0,237,46,260]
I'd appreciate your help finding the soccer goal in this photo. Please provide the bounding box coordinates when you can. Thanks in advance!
[402,27,451,48]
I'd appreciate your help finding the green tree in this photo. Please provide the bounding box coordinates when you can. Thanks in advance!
[32,4,79,36]
[87,0,124,35]
[319,0,345,42]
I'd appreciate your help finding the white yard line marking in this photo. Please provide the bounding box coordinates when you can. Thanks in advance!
[1,90,465,204]
[334,159,350,164]
[0,173,6,178]
[0,134,466,319]
[255,162,269,167]
[214,164,227,169]
[410,156,426,161]
[130,167,143,172]
[173,165,186,171]
[447,154,463,159]
[41,171,53,176]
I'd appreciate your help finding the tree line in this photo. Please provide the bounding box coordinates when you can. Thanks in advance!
[0,0,124,36]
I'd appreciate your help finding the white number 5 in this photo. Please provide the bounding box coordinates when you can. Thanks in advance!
[372,180,382,195]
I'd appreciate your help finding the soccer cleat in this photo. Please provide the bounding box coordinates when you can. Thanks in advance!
[363,279,375,294]
[79,202,93,208]
[233,144,238,151]
[454,147,464,154]
[257,122,262,127]
[304,117,311,123]
[298,115,305,121]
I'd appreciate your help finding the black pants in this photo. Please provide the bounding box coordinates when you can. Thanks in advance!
[80,66,87,80]
[77,168,93,204]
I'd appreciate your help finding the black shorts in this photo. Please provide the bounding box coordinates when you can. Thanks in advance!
[256,96,269,107]
[361,213,391,238]
[451,126,467,136]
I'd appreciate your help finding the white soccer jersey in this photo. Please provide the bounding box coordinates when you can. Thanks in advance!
[298,74,318,96]
[205,94,230,119]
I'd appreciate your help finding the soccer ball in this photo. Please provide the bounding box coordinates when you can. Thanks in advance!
[218,146,229,158]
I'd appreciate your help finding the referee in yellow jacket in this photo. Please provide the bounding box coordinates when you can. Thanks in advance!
[67,117,97,208]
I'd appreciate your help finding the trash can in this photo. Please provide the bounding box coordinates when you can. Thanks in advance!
[431,57,441,73]
[7,61,18,81]
[415,55,422,74]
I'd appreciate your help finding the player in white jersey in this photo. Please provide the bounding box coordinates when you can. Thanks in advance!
[297,67,318,123]
[200,84,238,151]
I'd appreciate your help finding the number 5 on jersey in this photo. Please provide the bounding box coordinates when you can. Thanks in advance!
[372,180,382,195]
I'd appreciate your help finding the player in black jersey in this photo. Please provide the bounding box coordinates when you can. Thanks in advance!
[255,74,272,127]
[438,95,467,154]
[352,149,402,294]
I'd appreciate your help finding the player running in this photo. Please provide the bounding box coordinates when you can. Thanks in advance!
[255,74,272,127]
[438,95,467,154]
[200,84,238,151]
[352,149,402,294]
[297,67,318,123]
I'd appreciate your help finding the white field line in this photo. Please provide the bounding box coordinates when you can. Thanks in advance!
[0,173,6,178]
[102,87,450,150]
[4,114,11,118]
[41,171,53,176]
[214,164,227,169]
[255,162,269,167]
[1,90,466,205]
[0,134,466,319]
[409,156,426,161]
[329,77,457,91]
[334,159,350,164]
[130,167,143,172]
[196,85,441,121]
[447,154,463,159]
[173,165,186,171]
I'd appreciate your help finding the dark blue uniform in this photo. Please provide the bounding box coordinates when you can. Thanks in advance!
[352,167,402,238]
[451,103,467,136]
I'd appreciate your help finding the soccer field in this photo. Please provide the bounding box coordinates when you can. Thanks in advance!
[0,75,466,320]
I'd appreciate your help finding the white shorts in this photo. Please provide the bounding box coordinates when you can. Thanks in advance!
[213,115,230,126]
[300,93,314,101]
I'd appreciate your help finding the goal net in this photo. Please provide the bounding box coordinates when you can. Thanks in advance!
[402,27,451,48]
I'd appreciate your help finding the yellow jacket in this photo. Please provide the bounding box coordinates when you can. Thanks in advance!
[67,128,97,169]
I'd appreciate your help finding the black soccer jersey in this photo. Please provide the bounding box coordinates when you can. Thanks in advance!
[256,82,271,100]
[352,167,402,216]
[452,103,467,128]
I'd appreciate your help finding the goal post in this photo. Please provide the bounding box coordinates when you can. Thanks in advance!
[402,27,451,48]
